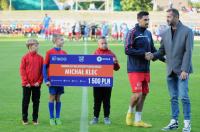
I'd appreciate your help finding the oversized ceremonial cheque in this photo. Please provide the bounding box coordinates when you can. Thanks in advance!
[49,55,114,87]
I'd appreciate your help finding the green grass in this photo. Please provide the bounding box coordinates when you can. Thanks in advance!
[0,39,199,132]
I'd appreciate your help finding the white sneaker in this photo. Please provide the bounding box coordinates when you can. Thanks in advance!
[90,117,98,125]
[104,117,111,125]
[162,119,178,131]
[182,120,191,132]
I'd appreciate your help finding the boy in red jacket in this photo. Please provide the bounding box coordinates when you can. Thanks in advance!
[90,36,120,125]
[20,39,43,125]
[43,34,67,125]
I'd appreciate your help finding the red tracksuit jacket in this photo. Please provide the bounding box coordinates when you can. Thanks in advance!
[94,48,120,71]
[20,51,43,86]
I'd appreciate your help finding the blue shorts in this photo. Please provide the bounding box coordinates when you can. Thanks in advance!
[49,86,64,95]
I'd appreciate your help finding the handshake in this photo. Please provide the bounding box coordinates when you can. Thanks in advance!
[145,52,154,61]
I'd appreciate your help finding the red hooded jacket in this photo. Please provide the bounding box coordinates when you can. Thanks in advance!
[94,48,120,71]
[20,51,43,87]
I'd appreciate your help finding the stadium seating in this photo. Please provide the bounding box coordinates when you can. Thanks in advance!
[12,0,58,10]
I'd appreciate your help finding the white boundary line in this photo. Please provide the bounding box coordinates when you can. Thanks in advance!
[80,40,88,132]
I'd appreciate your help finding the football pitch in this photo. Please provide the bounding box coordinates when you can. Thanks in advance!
[0,38,199,132]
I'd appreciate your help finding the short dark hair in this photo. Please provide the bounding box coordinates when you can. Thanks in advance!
[137,11,149,19]
[98,36,107,43]
[167,8,179,18]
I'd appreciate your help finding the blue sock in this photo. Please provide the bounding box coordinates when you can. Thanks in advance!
[56,102,61,118]
[48,102,54,119]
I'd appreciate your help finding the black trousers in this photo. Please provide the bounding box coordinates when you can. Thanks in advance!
[93,87,112,118]
[22,86,40,122]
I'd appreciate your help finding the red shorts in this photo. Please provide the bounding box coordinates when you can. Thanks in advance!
[112,33,118,38]
[128,72,150,94]
[68,33,72,37]
[119,32,123,37]
[75,32,80,36]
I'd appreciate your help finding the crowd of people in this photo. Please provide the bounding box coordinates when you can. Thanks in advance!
[0,15,130,42]
[0,14,200,42]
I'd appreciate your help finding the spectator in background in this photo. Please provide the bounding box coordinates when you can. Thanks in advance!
[83,23,90,41]
[120,23,129,42]
[42,14,51,37]
[111,23,118,40]
[81,22,86,40]
[43,14,51,30]
[96,26,102,39]
[91,23,97,40]
[75,22,81,41]
[101,22,109,37]
[65,22,73,41]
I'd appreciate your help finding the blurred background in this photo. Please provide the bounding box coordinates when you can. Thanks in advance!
[0,0,200,41]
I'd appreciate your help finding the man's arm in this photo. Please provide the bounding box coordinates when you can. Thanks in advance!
[124,30,146,57]
[181,29,193,73]
[145,32,165,62]
[151,41,166,62]
[152,38,166,60]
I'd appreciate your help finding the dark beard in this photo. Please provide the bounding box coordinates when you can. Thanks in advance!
[167,21,173,26]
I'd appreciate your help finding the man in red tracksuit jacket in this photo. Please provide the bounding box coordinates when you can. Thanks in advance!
[20,39,43,125]
[90,36,120,125]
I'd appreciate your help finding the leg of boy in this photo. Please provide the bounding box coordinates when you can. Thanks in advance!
[55,94,62,125]
[93,87,103,118]
[22,86,31,122]
[48,86,64,121]
[55,95,61,119]
[55,87,64,119]
[54,87,64,125]
[49,94,55,119]
[103,87,112,125]
[103,88,112,118]
[49,93,56,126]
[90,87,103,125]
[31,86,41,122]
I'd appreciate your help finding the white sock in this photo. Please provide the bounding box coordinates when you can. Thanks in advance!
[127,106,134,113]
[184,120,190,128]
[135,112,142,122]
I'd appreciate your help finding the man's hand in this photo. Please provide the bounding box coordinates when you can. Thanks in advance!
[34,82,40,87]
[145,52,154,61]
[180,71,188,80]
[46,81,51,87]
[26,83,31,88]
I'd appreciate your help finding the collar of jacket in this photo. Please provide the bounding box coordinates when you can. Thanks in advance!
[54,47,61,51]
[135,23,146,32]
[29,51,37,56]
[171,21,183,31]
[97,48,109,51]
